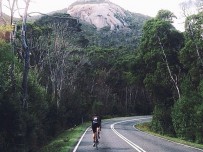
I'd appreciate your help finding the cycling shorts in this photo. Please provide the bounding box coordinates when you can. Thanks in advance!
[92,123,100,133]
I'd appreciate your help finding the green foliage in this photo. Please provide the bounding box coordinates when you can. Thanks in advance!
[180,76,194,96]
[195,102,203,143]
[92,101,104,115]
[80,11,150,48]
[140,15,182,101]
[0,39,51,151]
[0,40,12,91]
[28,70,49,114]
[151,104,175,135]
[136,122,203,149]
[0,93,21,152]
[0,41,21,151]
[0,25,12,33]
[156,9,176,22]
[172,95,203,142]
[199,80,203,97]
[39,123,89,152]
[122,71,137,85]
[138,10,186,139]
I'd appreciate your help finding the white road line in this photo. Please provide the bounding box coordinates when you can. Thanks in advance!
[137,127,203,152]
[111,118,150,152]
[73,126,90,152]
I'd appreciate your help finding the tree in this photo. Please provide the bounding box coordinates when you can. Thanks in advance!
[156,9,177,23]
[184,13,203,67]
[32,13,85,110]
[21,0,31,109]
[139,10,184,134]
[179,0,197,17]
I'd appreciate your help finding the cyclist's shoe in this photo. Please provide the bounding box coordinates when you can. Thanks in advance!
[96,139,99,143]
[93,143,95,147]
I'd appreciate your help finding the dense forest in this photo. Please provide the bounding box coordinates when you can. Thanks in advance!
[1,0,203,151]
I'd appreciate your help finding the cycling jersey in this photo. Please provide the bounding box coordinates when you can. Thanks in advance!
[91,115,101,133]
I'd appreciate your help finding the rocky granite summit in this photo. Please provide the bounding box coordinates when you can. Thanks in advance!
[67,0,128,30]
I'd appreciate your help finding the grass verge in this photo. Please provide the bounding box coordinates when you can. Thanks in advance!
[39,123,90,152]
[136,122,203,150]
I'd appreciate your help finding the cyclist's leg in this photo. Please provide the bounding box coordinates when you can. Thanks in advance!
[98,125,101,138]
[96,127,99,142]
[97,127,99,139]
[93,132,95,141]
[92,125,97,146]
[95,128,99,149]
[92,131,96,147]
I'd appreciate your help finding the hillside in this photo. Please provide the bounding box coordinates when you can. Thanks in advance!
[0,13,13,25]
[68,0,128,30]
[2,0,151,48]
[67,0,151,48]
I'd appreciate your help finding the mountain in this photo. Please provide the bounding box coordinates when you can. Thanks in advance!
[15,0,151,48]
[67,0,128,30]
[0,13,13,25]
[67,0,151,48]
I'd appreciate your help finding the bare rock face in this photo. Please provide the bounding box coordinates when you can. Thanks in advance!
[67,0,128,30]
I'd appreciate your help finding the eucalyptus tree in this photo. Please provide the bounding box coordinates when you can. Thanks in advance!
[184,12,203,67]
[178,11,203,91]
[1,0,18,92]
[172,11,203,142]
[0,0,2,16]
[179,0,197,17]
[139,10,184,134]
[33,13,86,109]
[156,10,182,99]
[20,0,31,109]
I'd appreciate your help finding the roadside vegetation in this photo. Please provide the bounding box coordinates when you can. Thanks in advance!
[136,122,203,150]
[39,123,89,152]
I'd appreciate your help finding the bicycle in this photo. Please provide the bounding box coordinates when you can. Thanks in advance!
[91,114,101,150]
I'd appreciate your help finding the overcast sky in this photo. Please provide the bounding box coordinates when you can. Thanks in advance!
[2,0,187,31]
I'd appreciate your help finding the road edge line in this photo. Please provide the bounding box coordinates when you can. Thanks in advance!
[111,118,150,152]
[73,126,90,152]
[135,125,203,152]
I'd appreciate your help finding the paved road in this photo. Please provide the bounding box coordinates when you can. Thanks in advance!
[73,116,203,152]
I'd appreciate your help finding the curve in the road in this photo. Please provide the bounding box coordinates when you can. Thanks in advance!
[111,118,150,152]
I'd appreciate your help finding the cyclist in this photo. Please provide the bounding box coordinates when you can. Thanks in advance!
[91,114,101,147]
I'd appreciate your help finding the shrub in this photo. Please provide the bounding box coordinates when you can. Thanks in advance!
[172,95,202,142]
[151,104,175,135]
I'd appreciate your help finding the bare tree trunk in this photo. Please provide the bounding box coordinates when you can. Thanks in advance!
[158,36,181,99]
[10,23,17,91]
[180,2,203,66]
[0,0,6,24]
[195,44,203,66]
[129,87,132,104]
[4,0,17,90]
[48,36,67,110]
[21,0,31,109]
[0,0,2,17]
[125,87,128,113]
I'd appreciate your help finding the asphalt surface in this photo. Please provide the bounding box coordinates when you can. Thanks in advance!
[73,116,203,152]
